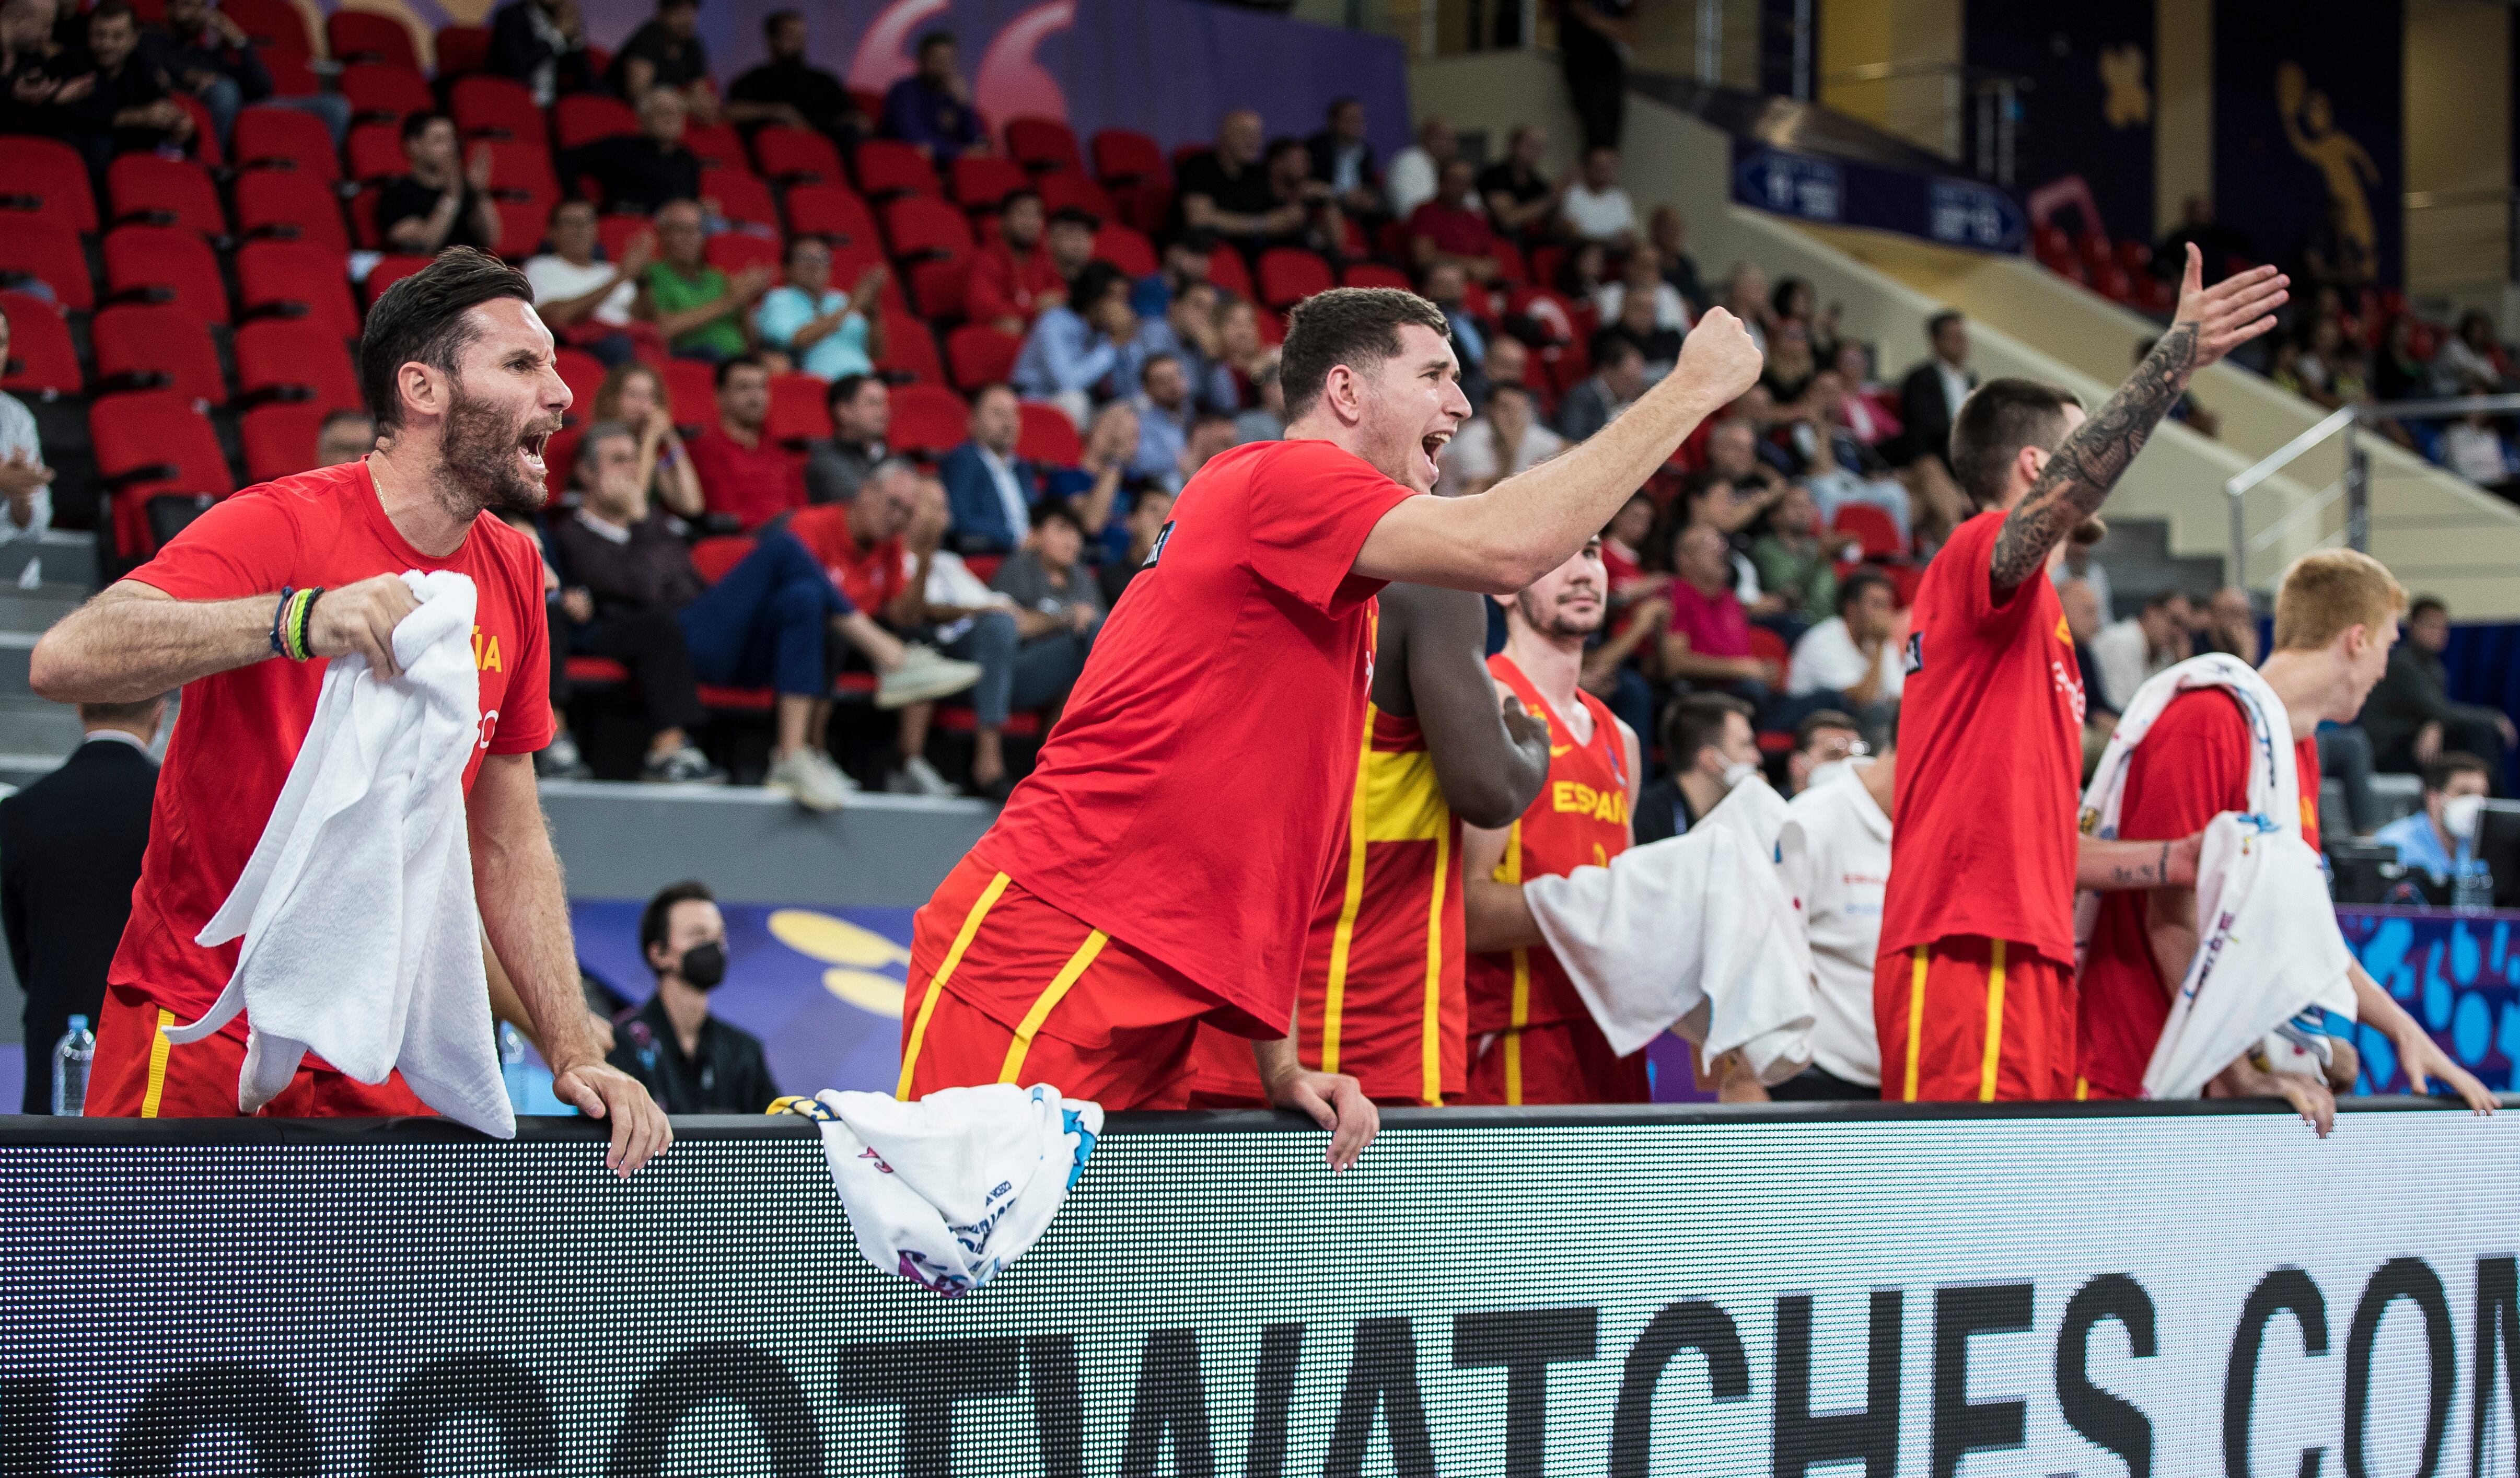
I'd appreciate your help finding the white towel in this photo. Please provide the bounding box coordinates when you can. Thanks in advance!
[164,571,512,1136]
[1524,778,1816,1084]
[2072,656,2356,1096]
[778,1085,1102,1297]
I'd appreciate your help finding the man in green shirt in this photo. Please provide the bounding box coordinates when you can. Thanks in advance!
[1750,481,1839,629]
[638,199,770,360]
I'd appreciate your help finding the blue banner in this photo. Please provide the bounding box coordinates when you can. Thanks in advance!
[1733,145,2028,254]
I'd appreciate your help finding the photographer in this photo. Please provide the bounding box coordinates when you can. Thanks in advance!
[608,881,780,1113]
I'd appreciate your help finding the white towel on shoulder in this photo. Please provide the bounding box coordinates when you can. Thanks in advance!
[779,1084,1102,1297]
[165,570,512,1136]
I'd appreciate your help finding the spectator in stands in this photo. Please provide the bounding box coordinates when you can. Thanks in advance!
[153,0,344,145]
[1560,0,1632,151]
[1011,259,1131,424]
[2364,595,2516,788]
[58,2,190,170]
[1785,710,1863,796]
[1596,246,1689,334]
[547,423,726,784]
[1480,334,1531,412]
[879,29,986,160]
[1234,363,1286,444]
[609,0,717,123]
[1718,262,1774,356]
[1595,287,1682,380]
[2372,315,2429,404]
[1177,109,1298,257]
[1384,113,1453,222]
[789,462,986,730]
[1150,281,1232,412]
[1896,310,1974,469]
[2375,752,2492,888]
[593,360,704,518]
[685,356,802,529]
[2050,525,2113,616]
[1306,96,1383,222]
[2289,315,2371,412]
[638,199,768,362]
[1789,568,1900,744]
[0,0,79,138]
[488,0,593,107]
[2436,311,2510,394]
[1647,205,1707,312]
[1407,158,1503,280]
[2089,591,2191,713]
[1783,372,1909,542]
[1770,278,1838,363]
[1043,399,1137,544]
[2440,406,2517,492]
[1634,692,1758,843]
[525,199,648,366]
[2195,586,2260,664]
[1261,136,1343,257]
[1100,485,1174,606]
[1703,416,1790,503]
[1478,124,1559,245]
[563,84,702,217]
[937,382,1039,553]
[380,111,501,255]
[0,305,56,543]
[1419,261,1489,384]
[1659,524,1781,707]
[1129,354,1195,489]
[1760,320,1820,408]
[1560,146,1636,249]
[727,9,856,136]
[1435,381,1561,498]
[1214,295,1278,405]
[314,409,375,468]
[1557,336,1645,441]
[1750,483,1837,629]
[2,693,159,1112]
[957,502,1106,788]
[610,881,779,1111]
[1182,410,1238,479]
[2153,195,2252,284]
[960,189,1060,335]
[879,475,1006,796]
[1127,228,1213,319]
[751,235,884,381]
[2058,577,2117,744]
[806,373,886,506]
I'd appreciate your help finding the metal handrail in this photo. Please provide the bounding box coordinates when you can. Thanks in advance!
[2224,405,2354,591]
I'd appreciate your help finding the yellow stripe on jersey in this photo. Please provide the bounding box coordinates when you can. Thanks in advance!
[1318,702,1381,1074]
[1420,822,1449,1106]
[897,870,1010,1098]
[998,929,1108,1085]
[1978,939,2010,1103]
[141,1008,175,1119]
[1500,819,1528,1107]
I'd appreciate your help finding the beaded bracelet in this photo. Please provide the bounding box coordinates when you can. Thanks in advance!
[269,586,297,658]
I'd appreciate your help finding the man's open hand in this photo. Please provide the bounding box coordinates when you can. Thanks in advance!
[306,573,420,677]
[2171,246,2289,369]
[551,1057,673,1175]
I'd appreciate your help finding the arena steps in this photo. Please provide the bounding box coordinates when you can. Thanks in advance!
[2073,516,2231,619]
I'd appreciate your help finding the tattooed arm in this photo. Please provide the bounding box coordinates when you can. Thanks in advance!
[1988,247,2290,595]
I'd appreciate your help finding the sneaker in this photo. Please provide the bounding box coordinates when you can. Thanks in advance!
[535,732,593,781]
[765,749,850,812]
[806,747,861,794]
[890,754,958,797]
[641,743,727,785]
[876,644,984,709]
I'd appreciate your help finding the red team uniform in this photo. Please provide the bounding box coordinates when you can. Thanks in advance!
[896,440,1420,1108]
[1462,654,1646,1105]
[2075,692,2323,1099]
[86,462,554,1118]
[1185,702,1469,1107]
[1875,510,2086,1101]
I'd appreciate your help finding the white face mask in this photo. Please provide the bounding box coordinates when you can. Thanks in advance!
[1722,759,1760,792]
[2444,793,2486,842]
[1804,755,1875,793]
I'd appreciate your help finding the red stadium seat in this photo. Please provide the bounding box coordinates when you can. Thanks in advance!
[234,169,350,252]
[91,391,234,558]
[0,292,79,397]
[681,122,746,174]
[945,325,1021,393]
[231,107,340,182]
[1110,179,1170,237]
[480,137,559,202]
[751,126,842,185]
[234,319,361,410]
[553,347,606,418]
[1035,170,1113,224]
[434,24,492,77]
[1205,247,1253,303]
[1090,129,1167,186]
[909,258,968,320]
[99,225,222,321]
[704,231,782,276]
[340,63,432,124]
[553,94,637,149]
[0,137,99,237]
[225,0,313,59]
[784,184,881,248]
[108,155,226,237]
[949,154,1029,211]
[659,359,714,430]
[1089,223,1156,277]
[887,383,969,456]
[876,311,946,385]
[264,53,322,98]
[328,10,419,67]
[0,217,92,311]
[236,240,359,339]
[1747,625,1792,688]
[363,253,434,307]
[489,198,549,259]
[345,122,405,183]
[690,534,755,584]
[1015,401,1082,467]
[882,197,971,263]
[852,140,938,201]
[1340,262,1413,291]
[171,93,223,166]
[1004,117,1083,176]
[450,75,542,140]
[92,305,225,405]
[240,402,329,483]
[765,372,831,446]
[1831,504,1903,561]
[702,168,778,231]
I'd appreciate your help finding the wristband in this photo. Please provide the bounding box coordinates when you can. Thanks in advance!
[269,586,296,657]
[289,587,325,661]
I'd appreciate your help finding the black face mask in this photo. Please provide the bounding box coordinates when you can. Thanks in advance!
[679,940,727,991]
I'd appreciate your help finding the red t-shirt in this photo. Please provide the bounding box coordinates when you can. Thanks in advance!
[1408,201,1498,261]
[110,461,555,1023]
[2076,691,2323,1098]
[1878,509,2086,967]
[971,437,1421,1031]
[788,504,902,616]
[965,240,1064,327]
[1666,576,1751,660]
[687,426,804,530]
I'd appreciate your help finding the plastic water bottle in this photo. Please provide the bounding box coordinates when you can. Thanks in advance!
[497,1021,529,1109]
[2454,857,2496,913]
[51,1015,94,1116]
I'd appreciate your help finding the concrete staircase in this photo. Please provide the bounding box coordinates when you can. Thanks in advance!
[2085,515,2228,621]
[0,533,102,790]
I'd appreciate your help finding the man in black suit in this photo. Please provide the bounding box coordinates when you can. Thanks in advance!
[3,695,162,1112]
[1895,310,1977,468]
[1305,96,1384,224]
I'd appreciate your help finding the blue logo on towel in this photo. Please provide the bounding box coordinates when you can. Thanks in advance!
[1063,1107,1098,1190]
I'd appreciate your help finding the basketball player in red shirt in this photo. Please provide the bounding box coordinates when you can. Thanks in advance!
[1461,537,1646,1105]
[1877,246,2289,1102]
[2076,549,2494,1127]
[30,250,669,1173]
[896,290,1762,1165]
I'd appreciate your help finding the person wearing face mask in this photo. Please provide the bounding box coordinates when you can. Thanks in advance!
[1633,692,1758,845]
[609,880,779,1114]
[2375,752,2493,892]
[1771,734,1898,1100]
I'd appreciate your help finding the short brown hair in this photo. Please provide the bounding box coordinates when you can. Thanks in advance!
[1279,287,1450,421]
[1947,377,2080,510]
[2272,548,2405,652]
[1661,691,1753,773]
[358,247,534,430]
[2424,752,2491,795]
